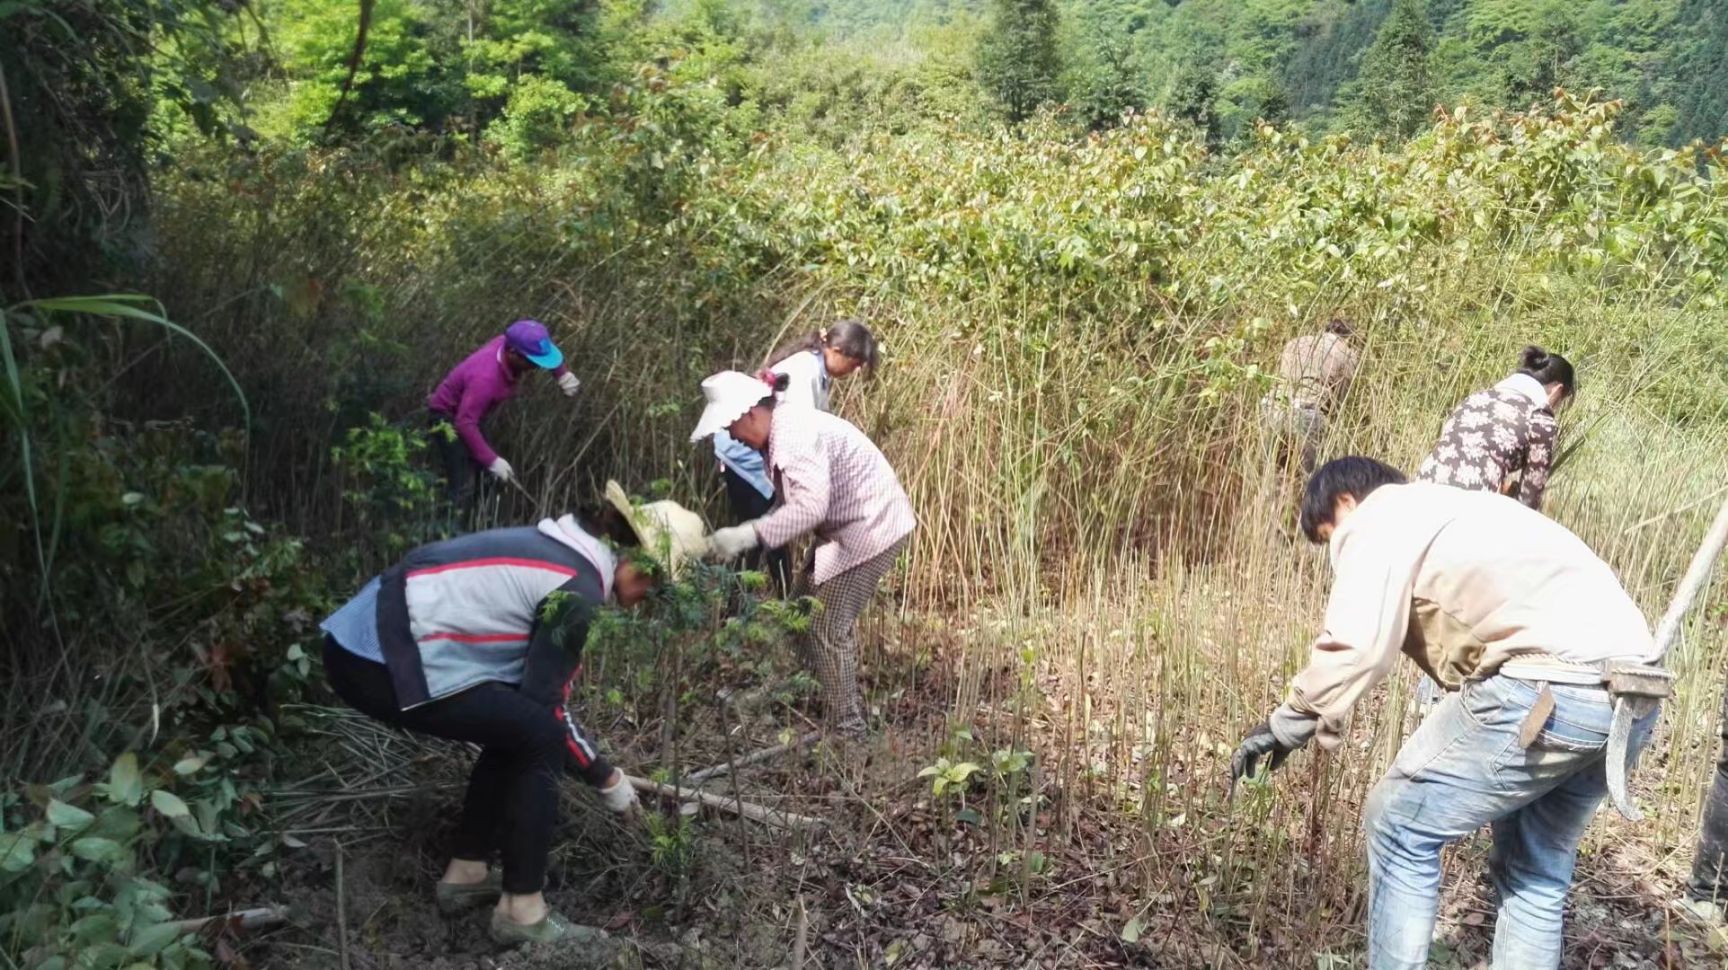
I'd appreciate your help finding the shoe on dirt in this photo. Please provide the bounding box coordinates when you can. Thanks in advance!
[489,908,606,947]
[1677,897,1726,925]
[435,871,502,915]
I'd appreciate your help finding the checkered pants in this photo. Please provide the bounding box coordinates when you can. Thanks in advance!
[791,537,907,735]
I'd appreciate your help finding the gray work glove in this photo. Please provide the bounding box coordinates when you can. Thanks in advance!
[1229,721,1294,788]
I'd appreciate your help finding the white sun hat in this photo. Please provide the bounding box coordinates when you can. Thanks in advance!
[689,370,775,443]
[605,481,710,576]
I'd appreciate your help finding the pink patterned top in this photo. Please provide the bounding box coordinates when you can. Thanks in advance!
[753,407,916,586]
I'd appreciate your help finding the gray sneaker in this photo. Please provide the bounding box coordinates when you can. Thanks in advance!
[489,909,609,947]
[434,871,501,915]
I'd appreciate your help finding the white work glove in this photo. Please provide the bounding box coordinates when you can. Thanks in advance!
[487,457,515,483]
[597,770,640,816]
[707,524,761,561]
[557,372,581,397]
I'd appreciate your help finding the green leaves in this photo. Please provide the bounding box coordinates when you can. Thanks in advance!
[150,790,191,820]
[172,753,211,777]
[69,837,128,866]
[917,757,982,797]
[126,920,186,958]
[0,831,37,873]
[45,799,96,833]
[102,753,143,807]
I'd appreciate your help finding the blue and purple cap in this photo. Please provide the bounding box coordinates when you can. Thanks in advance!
[504,319,564,370]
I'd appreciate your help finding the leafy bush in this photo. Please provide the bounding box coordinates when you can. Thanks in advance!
[2,300,327,966]
[585,559,810,731]
[0,746,279,969]
[330,414,442,569]
[489,77,589,162]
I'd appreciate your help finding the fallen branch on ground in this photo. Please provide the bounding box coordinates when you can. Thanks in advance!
[627,776,822,830]
[684,731,822,785]
[167,906,289,936]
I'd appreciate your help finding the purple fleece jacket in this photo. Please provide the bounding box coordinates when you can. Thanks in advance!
[426,336,570,466]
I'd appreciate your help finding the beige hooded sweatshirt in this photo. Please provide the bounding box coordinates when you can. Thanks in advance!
[1269,482,1652,750]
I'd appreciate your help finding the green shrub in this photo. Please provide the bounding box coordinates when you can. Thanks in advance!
[489,77,589,162]
[0,745,282,968]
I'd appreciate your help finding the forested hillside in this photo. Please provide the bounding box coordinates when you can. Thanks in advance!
[682,0,1728,146]
[7,1,1728,967]
[1059,0,1728,145]
[52,0,1727,162]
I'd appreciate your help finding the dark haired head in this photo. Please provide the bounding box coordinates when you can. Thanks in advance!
[1326,317,1354,337]
[588,504,643,548]
[1518,346,1575,398]
[770,319,881,374]
[1299,456,1408,543]
[824,319,880,372]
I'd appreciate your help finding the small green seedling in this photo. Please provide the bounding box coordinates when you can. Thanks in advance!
[918,757,982,797]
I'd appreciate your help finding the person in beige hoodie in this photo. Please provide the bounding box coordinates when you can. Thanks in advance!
[1230,457,1656,970]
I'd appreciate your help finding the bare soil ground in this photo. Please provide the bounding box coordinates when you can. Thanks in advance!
[227,614,1722,969]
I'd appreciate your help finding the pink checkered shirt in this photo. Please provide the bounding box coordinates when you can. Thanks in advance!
[754,408,916,586]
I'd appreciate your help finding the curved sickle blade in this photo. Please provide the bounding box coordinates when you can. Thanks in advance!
[1605,698,1643,822]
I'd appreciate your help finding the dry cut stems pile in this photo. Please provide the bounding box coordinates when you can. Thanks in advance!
[244,548,1726,969]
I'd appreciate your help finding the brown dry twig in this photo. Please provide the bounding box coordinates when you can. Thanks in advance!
[685,731,822,785]
[167,906,288,936]
[628,775,822,831]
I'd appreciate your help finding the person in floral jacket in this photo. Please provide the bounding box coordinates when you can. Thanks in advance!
[1416,346,1575,512]
[1412,346,1576,711]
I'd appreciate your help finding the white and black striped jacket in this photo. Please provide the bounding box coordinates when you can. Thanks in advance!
[374,522,614,785]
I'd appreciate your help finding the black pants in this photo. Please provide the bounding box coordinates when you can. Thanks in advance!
[323,637,562,894]
[722,466,791,596]
[1693,683,1728,900]
[428,410,484,509]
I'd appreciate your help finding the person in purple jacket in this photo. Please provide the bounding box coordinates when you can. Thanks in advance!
[427,320,581,504]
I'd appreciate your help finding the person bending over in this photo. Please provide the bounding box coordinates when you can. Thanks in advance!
[1231,457,1655,970]
[692,370,914,738]
[711,319,881,595]
[1417,345,1575,512]
[427,319,582,507]
[318,486,707,945]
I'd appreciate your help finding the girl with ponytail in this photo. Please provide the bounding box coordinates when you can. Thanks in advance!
[712,320,882,593]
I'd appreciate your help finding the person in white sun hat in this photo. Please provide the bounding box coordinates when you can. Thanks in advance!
[691,370,915,738]
[317,482,707,947]
[711,319,882,594]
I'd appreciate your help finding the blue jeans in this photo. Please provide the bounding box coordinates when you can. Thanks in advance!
[1414,673,1444,711]
[1364,676,1655,970]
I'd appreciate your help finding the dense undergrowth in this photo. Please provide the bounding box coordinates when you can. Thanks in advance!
[9,2,1728,964]
[144,86,1728,569]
